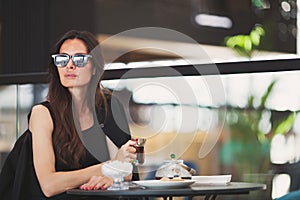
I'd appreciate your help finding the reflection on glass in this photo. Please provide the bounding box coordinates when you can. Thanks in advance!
[2,71,300,197]
[102,71,300,197]
[101,161,133,190]
[0,84,48,169]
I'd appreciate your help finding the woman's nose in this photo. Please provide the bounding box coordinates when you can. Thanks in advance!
[66,59,75,70]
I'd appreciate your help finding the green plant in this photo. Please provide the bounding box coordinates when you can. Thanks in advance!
[220,80,295,178]
[225,25,265,58]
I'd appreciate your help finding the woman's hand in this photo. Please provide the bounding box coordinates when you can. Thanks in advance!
[80,175,113,190]
[113,140,137,163]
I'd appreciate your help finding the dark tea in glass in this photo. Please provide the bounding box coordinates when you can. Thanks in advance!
[132,138,146,165]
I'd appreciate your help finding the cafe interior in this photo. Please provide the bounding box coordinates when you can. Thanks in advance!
[1,0,300,199]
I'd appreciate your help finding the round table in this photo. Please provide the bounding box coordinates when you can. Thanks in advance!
[67,182,266,200]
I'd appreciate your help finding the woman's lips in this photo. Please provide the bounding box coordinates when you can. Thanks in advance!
[64,74,77,78]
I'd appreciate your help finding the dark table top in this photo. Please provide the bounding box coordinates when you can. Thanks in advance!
[67,182,266,199]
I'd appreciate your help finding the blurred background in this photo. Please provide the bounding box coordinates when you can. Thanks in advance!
[1,0,300,199]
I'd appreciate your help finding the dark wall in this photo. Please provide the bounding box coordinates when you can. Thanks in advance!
[48,0,97,47]
[0,0,96,76]
[0,0,49,75]
[0,0,297,78]
[94,0,296,52]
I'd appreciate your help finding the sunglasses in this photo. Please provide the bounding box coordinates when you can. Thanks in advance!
[51,54,92,67]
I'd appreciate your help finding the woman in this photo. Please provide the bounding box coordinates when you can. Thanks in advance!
[0,30,138,199]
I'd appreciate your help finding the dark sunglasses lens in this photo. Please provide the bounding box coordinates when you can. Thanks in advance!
[53,55,69,67]
[72,55,89,67]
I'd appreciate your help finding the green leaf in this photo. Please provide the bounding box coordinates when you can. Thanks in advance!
[247,95,254,108]
[257,130,267,143]
[260,80,276,108]
[250,31,260,46]
[244,36,253,51]
[274,113,296,135]
[254,25,265,36]
[226,35,245,48]
[224,25,265,59]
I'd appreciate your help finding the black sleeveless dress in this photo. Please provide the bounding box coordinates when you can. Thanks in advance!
[0,98,139,200]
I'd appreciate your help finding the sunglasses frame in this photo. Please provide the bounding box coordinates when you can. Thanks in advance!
[51,53,92,67]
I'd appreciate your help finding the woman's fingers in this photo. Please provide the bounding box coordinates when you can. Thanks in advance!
[124,140,137,148]
[94,176,114,190]
[80,175,113,190]
[115,140,137,163]
[121,140,137,153]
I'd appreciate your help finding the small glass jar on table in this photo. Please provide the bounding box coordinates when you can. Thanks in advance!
[155,154,196,180]
[101,160,133,190]
[131,138,147,166]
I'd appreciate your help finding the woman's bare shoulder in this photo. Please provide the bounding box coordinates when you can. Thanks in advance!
[29,104,54,132]
[31,104,52,117]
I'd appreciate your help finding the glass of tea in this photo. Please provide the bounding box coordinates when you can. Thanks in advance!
[132,138,147,165]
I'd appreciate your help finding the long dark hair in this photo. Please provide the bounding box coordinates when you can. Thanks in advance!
[47,30,109,168]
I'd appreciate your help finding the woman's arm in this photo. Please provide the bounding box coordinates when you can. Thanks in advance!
[29,105,105,197]
[29,105,136,196]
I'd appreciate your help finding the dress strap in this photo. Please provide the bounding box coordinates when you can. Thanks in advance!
[39,101,55,122]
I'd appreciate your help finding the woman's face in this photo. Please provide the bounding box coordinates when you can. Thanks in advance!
[57,38,95,89]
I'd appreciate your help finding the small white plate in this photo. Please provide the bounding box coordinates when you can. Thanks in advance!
[133,180,195,189]
[192,175,232,185]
